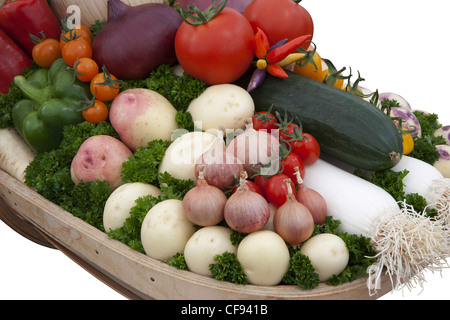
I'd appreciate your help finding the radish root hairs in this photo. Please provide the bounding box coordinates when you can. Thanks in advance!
[426,178,450,225]
[367,200,450,296]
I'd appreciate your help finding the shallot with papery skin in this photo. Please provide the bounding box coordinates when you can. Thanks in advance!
[294,167,328,225]
[227,118,280,178]
[195,126,243,191]
[224,171,270,233]
[182,166,228,226]
[273,179,314,248]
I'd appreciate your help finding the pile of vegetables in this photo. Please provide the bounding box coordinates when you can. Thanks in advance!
[1,0,450,296]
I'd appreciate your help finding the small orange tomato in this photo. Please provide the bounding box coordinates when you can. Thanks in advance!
[90,70,121,102]
[82,99,109,124]
[62,38,92,67]
[60,26,92,51]
[32,38,62,68]
[402,133,414,155]
[293,51,325,83]
[75,57,99,82]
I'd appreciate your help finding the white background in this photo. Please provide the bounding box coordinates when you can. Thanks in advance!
[1,0,449,300]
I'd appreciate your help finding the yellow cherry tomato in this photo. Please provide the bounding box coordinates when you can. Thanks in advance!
[402,133,414,155]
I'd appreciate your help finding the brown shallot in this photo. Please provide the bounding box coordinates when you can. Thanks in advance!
[227,118,280,178]
[195,126,243,191]
[294,167,328,225]
[273,179,314,248]
[182,166,228,226]
[224,171,270,233]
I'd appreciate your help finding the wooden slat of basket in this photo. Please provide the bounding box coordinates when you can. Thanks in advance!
[0,169,393,300]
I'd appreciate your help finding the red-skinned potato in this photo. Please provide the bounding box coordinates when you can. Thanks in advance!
[109,88,179,151]
[70,135,133,189]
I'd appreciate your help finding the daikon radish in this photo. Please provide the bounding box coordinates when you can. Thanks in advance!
[303,159,450,294]
[0,127,35,182]
[391,155,450,223]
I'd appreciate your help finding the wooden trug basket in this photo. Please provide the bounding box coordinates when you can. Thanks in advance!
[0,0,393,300]
[0,169,393,300]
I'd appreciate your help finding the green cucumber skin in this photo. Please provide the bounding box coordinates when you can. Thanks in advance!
[241,71,403,171]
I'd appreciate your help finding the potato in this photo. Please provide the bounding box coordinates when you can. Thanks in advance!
[237,230,290,286]
[103,182,161,232]
[300,233,349,282]
[187,84,255,132]
[158,131,216,182]
[184,226,237,277]
[141,199,195,261]
[109,88,179,151]
[433,144,450,178]
[434,125,450,144]
[70,135,132,189]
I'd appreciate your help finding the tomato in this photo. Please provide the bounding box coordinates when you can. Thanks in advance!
[265,174,296,207]
[233,180,264,197]
[60,26,92,51]
[82,99,109,124]
[32,38,61,68]
[75,57,99,82]
[61,38,92,67]
[402,133,414,155]
[90,71,121,102]
[175,7,255,85]
[280,152,305,183]
[244,0,313,48]
[293,48,325,82]
[290,133,320,166]
[253,175,269,198]
[252,110,278,132]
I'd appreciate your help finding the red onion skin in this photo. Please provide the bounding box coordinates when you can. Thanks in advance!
[92,1,182,80]
[273,196,314,247]
[195,135,243,191]
[173,0,252,13]
[224,188,270,234]
[296,184,328,225]
[182,179,227,226]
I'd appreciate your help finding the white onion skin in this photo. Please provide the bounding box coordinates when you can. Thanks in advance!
[224,183,270,233]
[182,178,227,227]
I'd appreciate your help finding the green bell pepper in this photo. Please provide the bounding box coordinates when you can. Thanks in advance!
[12,58,91,153]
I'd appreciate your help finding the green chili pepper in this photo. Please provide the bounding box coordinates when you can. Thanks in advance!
[12,58,91,153]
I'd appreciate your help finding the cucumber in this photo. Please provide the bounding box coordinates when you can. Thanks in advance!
[237,70,403,171]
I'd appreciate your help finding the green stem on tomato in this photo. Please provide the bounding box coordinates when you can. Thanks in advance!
[179,0,227,26]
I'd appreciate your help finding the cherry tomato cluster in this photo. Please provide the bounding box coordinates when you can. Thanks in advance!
[241,109,321,208]
[31,25,124,125]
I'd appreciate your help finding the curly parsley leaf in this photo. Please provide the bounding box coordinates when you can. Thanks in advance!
[209,251,248,285]
[121,139,171,186]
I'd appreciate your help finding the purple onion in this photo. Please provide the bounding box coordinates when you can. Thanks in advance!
[92,0,183,80]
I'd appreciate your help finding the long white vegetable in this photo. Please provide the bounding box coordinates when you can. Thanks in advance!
[0,127,36,183]
[303,159,450,294]
[391,155,450,223]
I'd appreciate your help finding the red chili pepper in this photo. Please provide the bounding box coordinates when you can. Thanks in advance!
[266,34,312,65]
[266,64,288,79]
[0,0,61,57]
[0,28,31,94]
[254,27,270,59]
